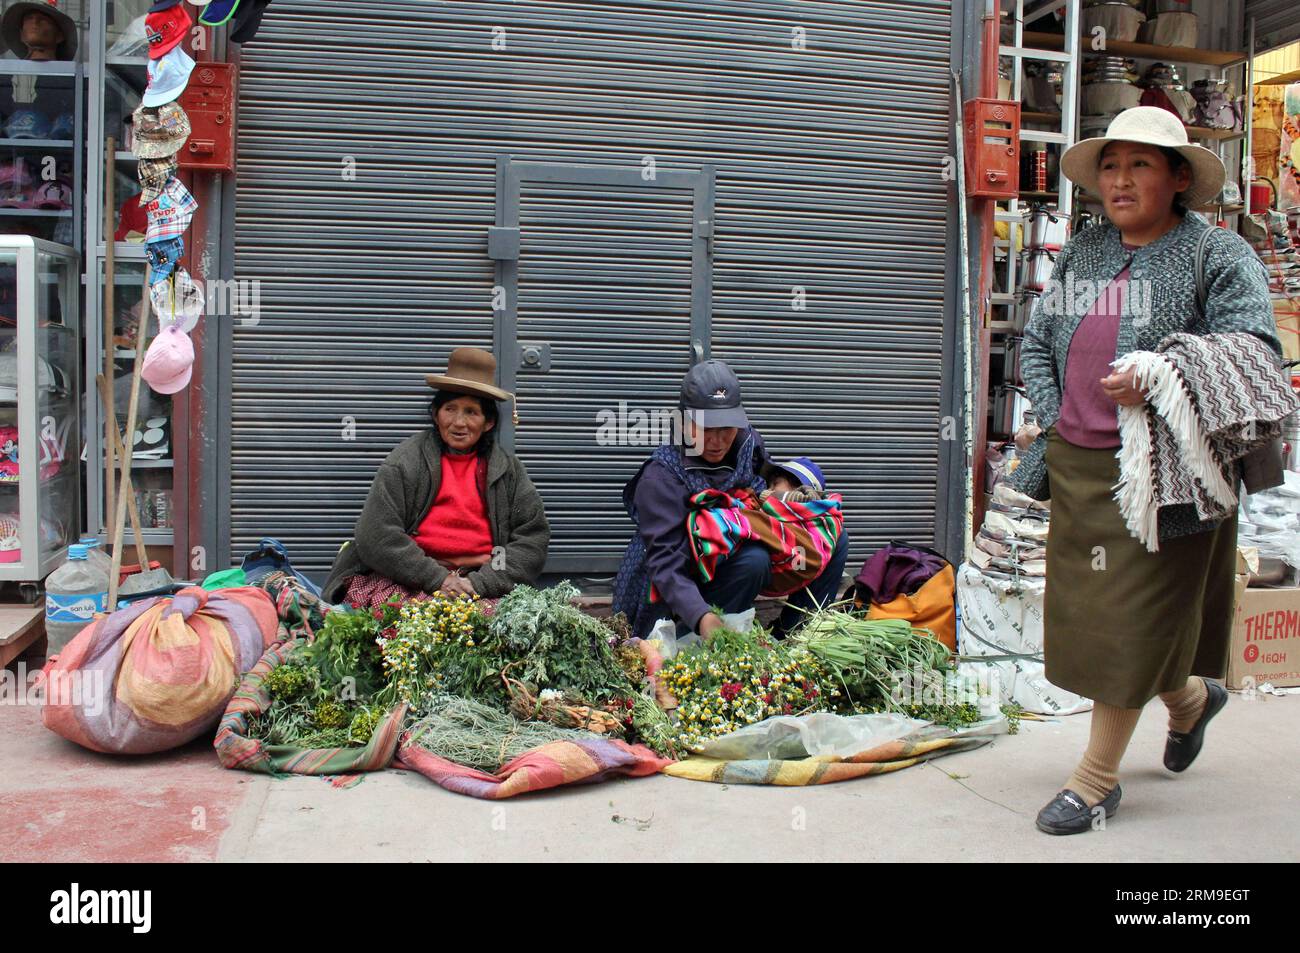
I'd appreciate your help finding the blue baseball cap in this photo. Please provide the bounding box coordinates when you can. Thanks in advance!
[50,112,74,139]
[5,109,50,139]
[143,46,195,107]
[773,457,825,492]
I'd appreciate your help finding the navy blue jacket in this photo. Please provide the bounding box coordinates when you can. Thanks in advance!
[626,430,769,630]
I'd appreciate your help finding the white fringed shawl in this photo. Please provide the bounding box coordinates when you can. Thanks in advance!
[1111,333,1297,552]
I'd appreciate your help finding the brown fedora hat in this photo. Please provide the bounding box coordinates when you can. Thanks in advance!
[425,347,512,402]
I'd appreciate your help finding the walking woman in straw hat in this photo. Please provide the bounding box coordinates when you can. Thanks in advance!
[324,347,550,607]
[1012,107,1285,834]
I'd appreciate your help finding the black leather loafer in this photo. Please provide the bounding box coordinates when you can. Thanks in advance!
[1164,678,1228,773]
[1035,785,1121,835]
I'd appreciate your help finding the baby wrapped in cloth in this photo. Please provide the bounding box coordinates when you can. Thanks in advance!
[683,486,844,597]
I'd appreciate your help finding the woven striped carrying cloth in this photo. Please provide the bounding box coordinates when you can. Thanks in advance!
[397,736,672,799]
[686,488,844,597]
[663,714,1002,786]
[1112,332,1300,551]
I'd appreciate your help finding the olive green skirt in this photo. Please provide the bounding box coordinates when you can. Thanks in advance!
[1043,429,1237,709]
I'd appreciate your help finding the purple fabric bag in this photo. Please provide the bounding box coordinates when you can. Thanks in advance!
[852,541,950,604]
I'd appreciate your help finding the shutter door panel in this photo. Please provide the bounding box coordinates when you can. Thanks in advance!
[232,0,954,577]
[514,180,698,568]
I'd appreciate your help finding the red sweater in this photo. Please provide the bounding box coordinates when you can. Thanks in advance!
[412,452,493,565]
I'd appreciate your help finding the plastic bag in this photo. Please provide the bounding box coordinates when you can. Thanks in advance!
[1240,476,1300,569]
[648,607,756,660]
[694,710,1007,762]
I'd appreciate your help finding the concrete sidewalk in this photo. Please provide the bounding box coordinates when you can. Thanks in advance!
[3,681,1297,862]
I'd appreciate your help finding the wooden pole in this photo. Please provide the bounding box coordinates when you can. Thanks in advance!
[103,138,117,536]
[107,263,150,611]
[96,374,148,571]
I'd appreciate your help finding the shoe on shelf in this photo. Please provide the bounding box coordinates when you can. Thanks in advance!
[1035,785,1121,835]
[1164,678,1228,774]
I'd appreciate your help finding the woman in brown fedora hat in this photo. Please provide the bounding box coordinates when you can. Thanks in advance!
[323,347,550,606]
[1012,107,1287,835]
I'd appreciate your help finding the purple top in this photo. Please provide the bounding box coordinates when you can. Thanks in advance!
[1055,266,1131,449]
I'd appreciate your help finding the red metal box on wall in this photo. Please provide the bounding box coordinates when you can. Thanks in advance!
[963,99,1020,199]
[177,62,236,173]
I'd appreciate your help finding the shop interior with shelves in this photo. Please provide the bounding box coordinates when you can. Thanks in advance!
[980,0,1276,515]
[0,0,182,624]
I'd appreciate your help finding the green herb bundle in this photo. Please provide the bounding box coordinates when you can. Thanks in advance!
[245,602,403,749]
[406,694,597,772]
[247,654,391,749]
[298,601,397,698]
[791,610,1021,729]
[484,583,633,703]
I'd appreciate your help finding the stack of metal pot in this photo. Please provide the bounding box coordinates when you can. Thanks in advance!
[1082,54,1142,116]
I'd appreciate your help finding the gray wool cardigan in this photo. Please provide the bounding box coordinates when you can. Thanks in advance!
[1011,211,1284,540]
[322,430,550,603]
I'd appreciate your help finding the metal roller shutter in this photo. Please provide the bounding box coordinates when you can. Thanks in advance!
[230,0,955,578]
[509,172,705,570]
[1246,0,1300,53]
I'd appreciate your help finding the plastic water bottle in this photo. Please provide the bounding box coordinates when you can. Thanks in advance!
[78,535,114,579]
[44,544,110,654]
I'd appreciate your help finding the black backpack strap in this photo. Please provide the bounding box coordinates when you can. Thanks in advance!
[887,538,953,567]
[1193,225,1215,319]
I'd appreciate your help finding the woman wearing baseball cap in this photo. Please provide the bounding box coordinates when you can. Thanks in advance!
[323,348,549,607]
[1013,107,1285,835]
[613,359,849,639]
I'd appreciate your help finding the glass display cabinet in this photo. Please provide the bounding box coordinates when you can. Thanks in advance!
[0,0,87,250]
[0,236,81,591]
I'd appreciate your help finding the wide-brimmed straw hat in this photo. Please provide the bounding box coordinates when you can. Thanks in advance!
[424,347,512,403]
[1060,106,1226,209]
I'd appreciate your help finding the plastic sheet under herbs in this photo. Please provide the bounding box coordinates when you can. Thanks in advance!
[693,710,1006,762]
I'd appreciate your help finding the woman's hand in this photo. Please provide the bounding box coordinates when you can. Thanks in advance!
[697,612,725,641]
[1014,422,1042,451]
[1100,370,1148,407]
[439,573,475,596]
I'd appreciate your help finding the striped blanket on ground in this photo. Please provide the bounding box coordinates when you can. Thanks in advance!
[664,734,994,785]
[397,736,673,799]
[686,488,843,597]
[213,638,408,776]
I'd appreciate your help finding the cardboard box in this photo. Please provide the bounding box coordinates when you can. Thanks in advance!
[1274,301,1300,364]
[1228,577,1300,690]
